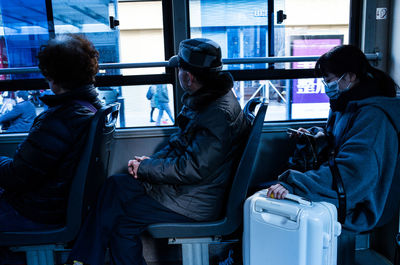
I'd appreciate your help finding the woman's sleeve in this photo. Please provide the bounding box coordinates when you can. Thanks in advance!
[279,107,398,227]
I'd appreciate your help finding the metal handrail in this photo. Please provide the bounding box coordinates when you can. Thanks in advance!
[0,53,381,75]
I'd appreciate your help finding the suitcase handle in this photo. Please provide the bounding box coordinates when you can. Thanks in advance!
[255,199,300,221]
[264,189,312,206]
[285,194,312,206]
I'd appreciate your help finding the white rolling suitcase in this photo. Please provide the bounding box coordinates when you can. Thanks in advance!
[243,189,342,265]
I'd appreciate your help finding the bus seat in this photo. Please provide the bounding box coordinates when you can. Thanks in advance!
[338,149,400,265]
[147,98,268,265]
[0,103,120,265]
[338,214,399,265]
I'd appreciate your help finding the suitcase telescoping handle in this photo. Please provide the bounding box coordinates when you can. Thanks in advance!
[284,194,312,206]
[254,192,312,221]
[254,189,312,221]
[263,189,312,206]
[255,199,300,221]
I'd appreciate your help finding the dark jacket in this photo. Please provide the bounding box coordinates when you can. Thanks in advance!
[0,101,37,132]
[0,85,102,224]
[138,73,249,221]
[279,93,400,232]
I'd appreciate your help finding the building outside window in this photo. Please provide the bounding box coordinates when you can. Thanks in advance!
[0,0,350,132]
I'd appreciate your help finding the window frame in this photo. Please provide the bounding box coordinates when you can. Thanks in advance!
[0,0,382,128]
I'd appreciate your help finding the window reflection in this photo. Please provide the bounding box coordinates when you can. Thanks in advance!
[97,84,175,128]
[0,0,120,79]
[234,79,329,121]
[0,90,52,133]
[189,0,350,69]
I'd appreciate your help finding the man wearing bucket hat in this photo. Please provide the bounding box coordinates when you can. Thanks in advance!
[68,38,249,265]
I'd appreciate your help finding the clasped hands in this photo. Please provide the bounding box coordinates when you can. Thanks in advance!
[128,156,150,179]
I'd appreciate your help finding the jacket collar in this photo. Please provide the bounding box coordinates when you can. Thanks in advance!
[40,84,102,109]
[181,72,233,111]
[330,78,385,112]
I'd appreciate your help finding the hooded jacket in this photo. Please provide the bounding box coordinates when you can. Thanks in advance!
[279,96,400,232]
[0,85,102,224]
[138,73,249,221]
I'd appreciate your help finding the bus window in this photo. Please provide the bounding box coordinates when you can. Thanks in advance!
[0,0,167,80]
[118,0,166,75]
[188,0,349,120]
[0,90,51,133]
[235,78,329,121]
[189,0,350,69]
[99,84,175,128]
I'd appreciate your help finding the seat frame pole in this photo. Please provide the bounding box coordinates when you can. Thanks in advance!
[169,237,218,265]
[12,244,56,265]
[182,243,209,265]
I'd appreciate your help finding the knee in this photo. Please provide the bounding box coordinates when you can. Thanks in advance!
[104,174,132,191]
[104,174,144,193]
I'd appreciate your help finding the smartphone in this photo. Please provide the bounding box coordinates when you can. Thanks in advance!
[286,128,313,137]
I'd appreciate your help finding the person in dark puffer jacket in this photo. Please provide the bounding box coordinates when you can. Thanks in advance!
[0,34,102,232]
[68,38,249,265]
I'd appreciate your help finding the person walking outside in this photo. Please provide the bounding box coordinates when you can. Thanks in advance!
[155,84,174,125]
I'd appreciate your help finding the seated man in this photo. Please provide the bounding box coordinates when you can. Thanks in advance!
[0,34,102,232]
[0,91,36,133]
[68,38,249,265]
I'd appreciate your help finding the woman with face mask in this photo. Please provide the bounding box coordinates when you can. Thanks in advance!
[268,45,400,233]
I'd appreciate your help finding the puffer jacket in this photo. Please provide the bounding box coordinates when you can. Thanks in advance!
[0,85,102,224]
[138,73,249,221]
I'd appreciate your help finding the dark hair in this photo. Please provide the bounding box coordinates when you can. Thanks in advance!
[38,34,99,90]
[315,45,398,97]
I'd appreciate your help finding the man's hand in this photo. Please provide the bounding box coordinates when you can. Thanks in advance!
[267,183,289,199]
[127,155,150,178]
[128,159,141,179]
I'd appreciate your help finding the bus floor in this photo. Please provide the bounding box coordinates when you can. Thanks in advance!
[53,233,241,265]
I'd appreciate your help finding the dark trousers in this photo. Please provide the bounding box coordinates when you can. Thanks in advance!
[68,174,193,265]
[0,156,56,231]
[0,156,58,265]
[150,107,156,121]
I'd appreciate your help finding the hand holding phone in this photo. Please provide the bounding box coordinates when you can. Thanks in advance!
[286,128,313,137]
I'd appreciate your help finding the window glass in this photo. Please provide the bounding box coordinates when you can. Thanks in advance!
[189,0,350,69]
[0,84,176,133]
[52,0,120,76]
[99,84,175,128]
[235,78,329,121]
[189,0,349,120]
[0,0,166,79]
[190,0,270,70]
[0,0,49,79]
[118,1,165,75]
[0,89,50,133]
[276,0,349,69]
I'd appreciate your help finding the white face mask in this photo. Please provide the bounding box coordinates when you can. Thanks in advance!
[323,74,351,99]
